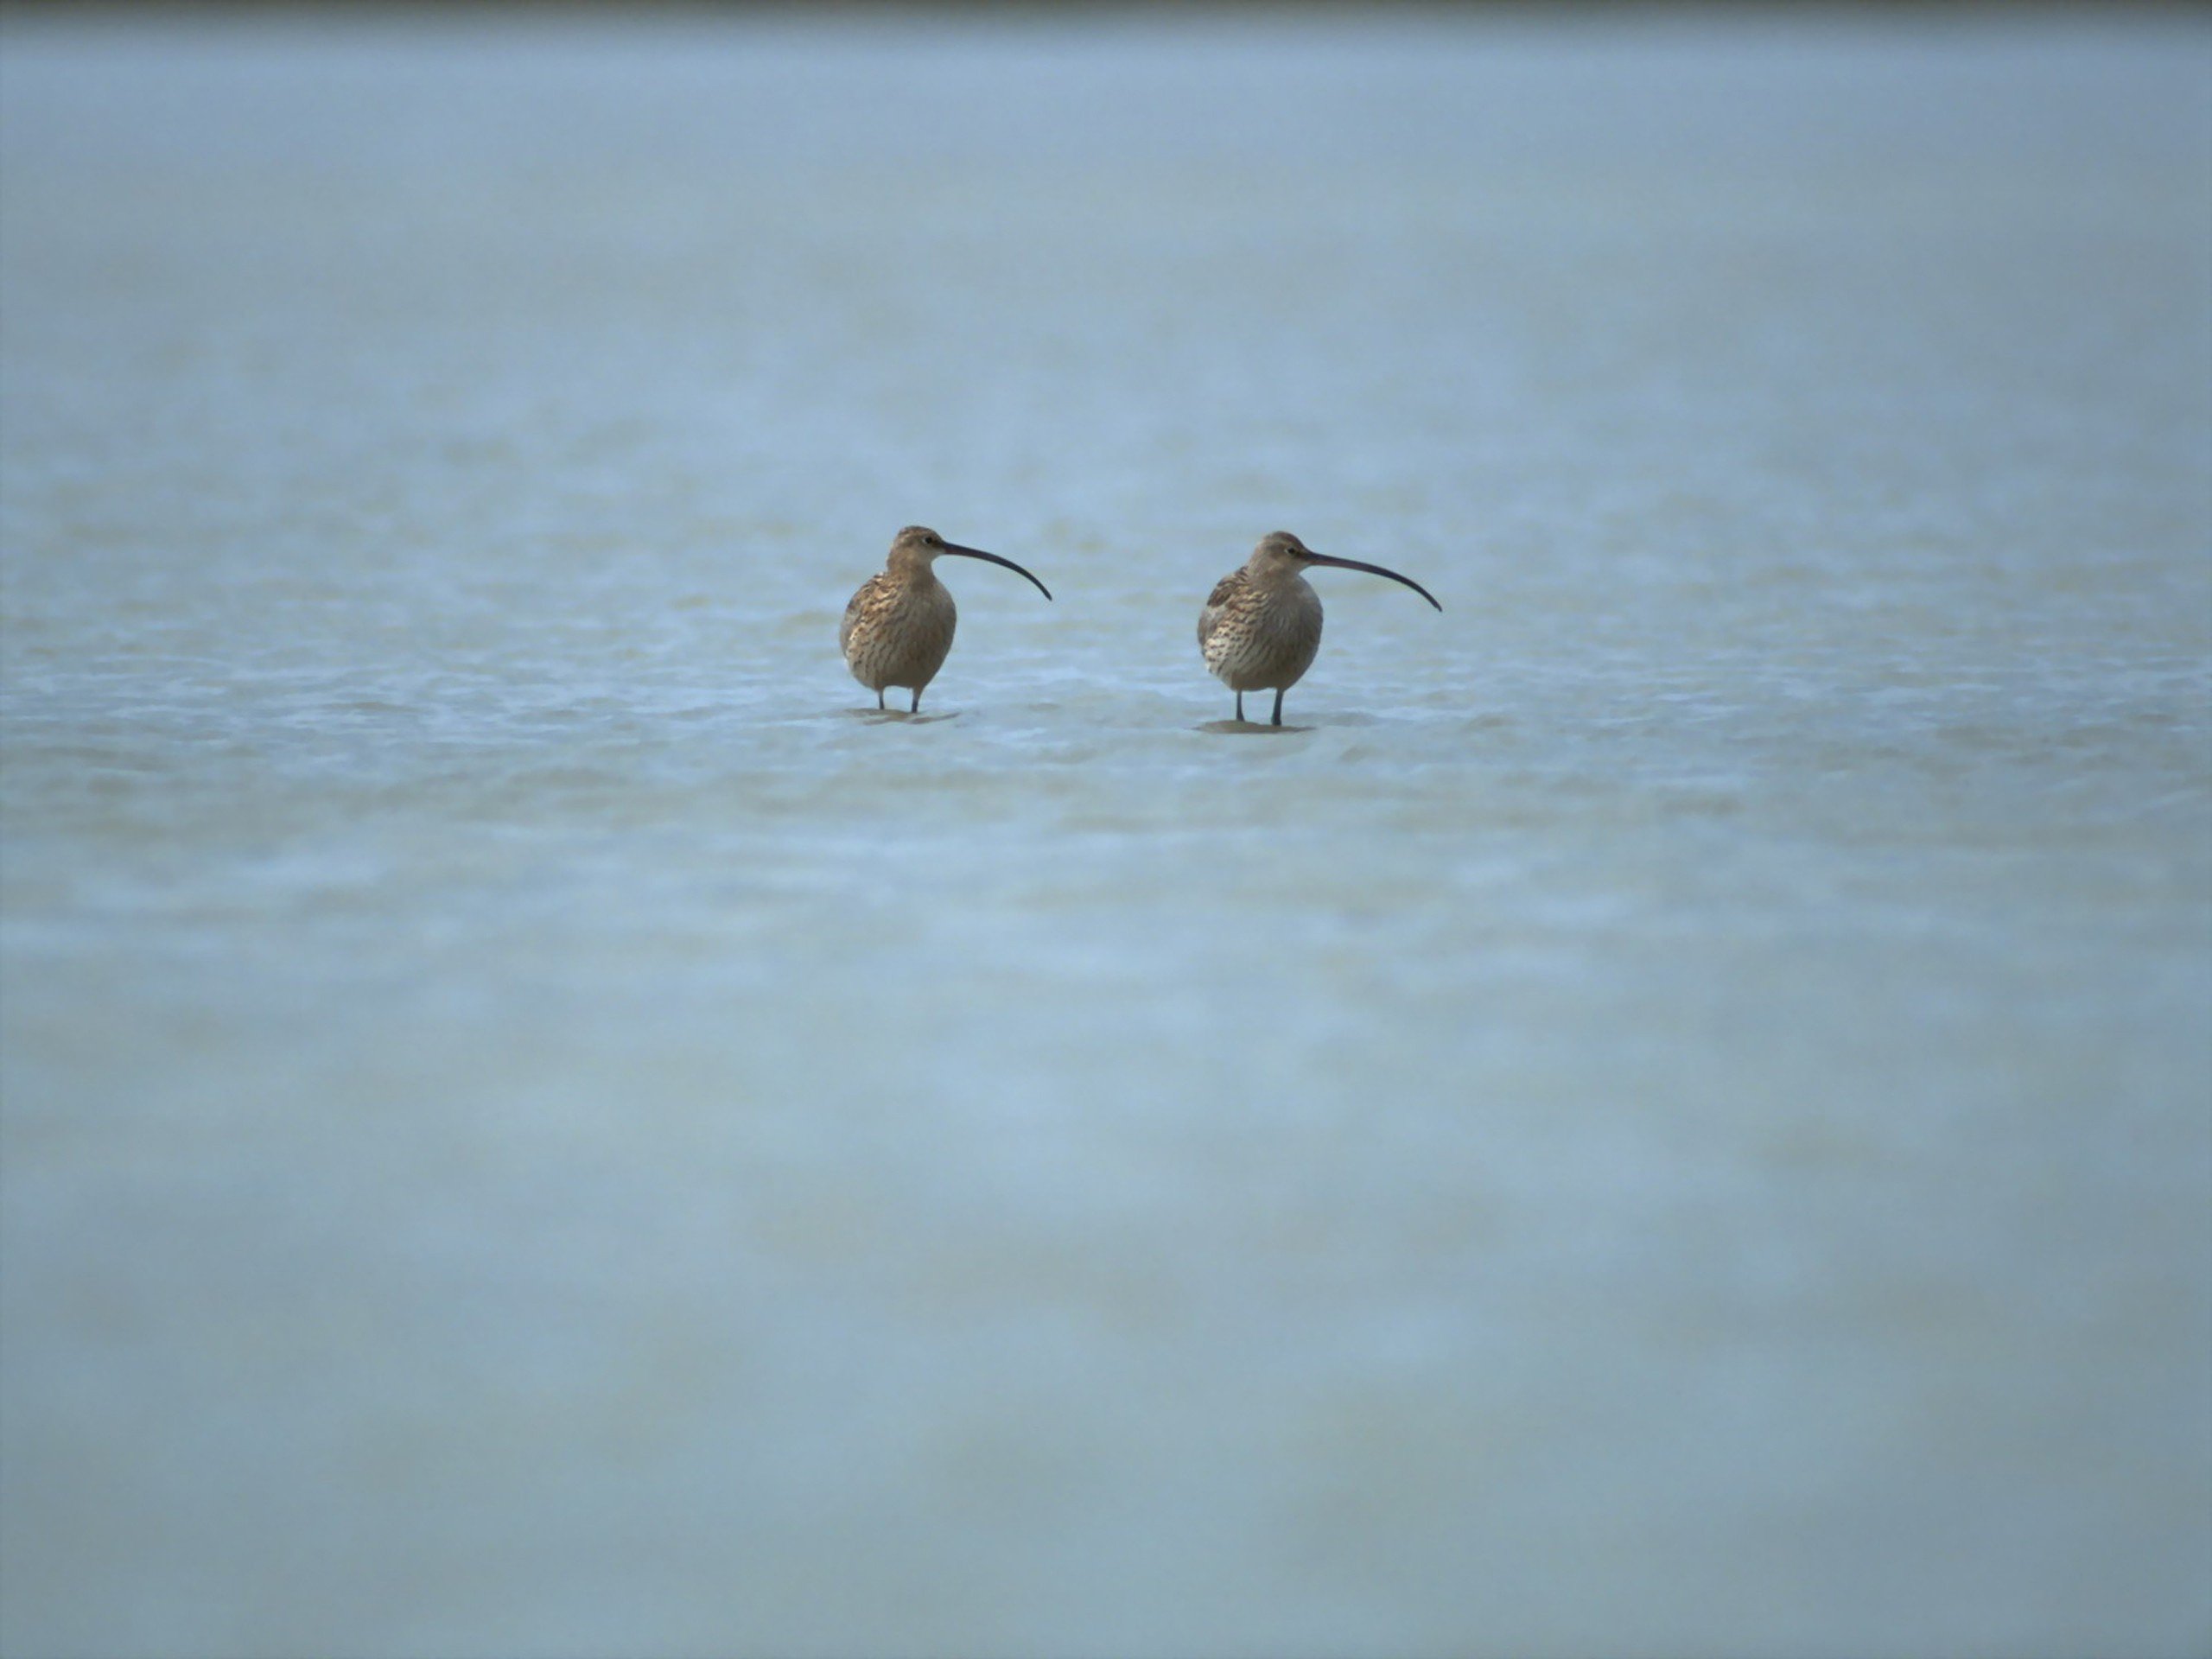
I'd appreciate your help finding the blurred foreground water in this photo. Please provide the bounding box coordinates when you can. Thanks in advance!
[3,9,2209,1656]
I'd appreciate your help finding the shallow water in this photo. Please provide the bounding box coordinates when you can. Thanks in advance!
[3,10,2209,1656]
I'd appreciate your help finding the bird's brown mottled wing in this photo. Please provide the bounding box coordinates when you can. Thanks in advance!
[840,573,883,658]
[1198,570,1243,650]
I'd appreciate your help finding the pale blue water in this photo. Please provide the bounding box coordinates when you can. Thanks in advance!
[3,10,2209,1656]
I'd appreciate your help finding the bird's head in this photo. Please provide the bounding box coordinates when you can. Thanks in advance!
[1246,530,1441,610]
[1249,530,1316,576]
[885,526,1052,601]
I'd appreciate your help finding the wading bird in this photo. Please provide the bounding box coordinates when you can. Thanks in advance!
[841,525,1052,712]
[1198,531,1441,725]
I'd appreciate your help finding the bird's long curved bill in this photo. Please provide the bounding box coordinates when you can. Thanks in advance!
[1305,552,1442,611]
[943,544,1052,602]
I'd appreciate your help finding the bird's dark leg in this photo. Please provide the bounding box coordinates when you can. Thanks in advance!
[1235,691,1244,722]
[876,689,885,710]
[911,690,922,714]
[1271,690,1284,727]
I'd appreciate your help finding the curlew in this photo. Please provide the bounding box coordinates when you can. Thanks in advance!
[840,525,1052,712]
[1198,531,1441,726]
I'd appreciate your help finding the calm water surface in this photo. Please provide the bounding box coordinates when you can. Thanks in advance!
[3,10,2209,1656]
